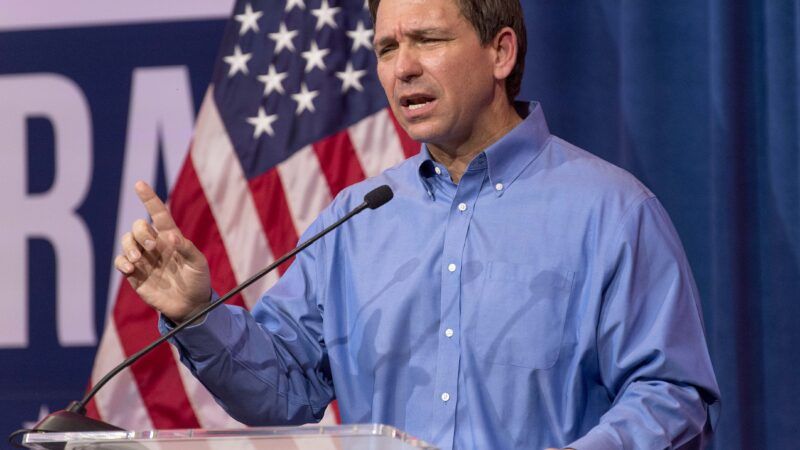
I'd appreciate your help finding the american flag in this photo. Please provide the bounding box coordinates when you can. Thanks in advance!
[86,0,418,430]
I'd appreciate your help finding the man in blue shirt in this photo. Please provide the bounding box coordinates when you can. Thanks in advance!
[116,0,720,448]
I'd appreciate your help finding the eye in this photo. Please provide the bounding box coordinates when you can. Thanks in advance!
[377,44,397,57]
[419,36,451,47]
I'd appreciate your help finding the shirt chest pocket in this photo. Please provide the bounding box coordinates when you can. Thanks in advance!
[474,261,575,370]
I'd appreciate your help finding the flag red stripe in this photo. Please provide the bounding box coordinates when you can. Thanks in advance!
[386,108,420,158]
[248,169,300,275]
[170,156,246,309]
[313,131,367,197]
[112,282,202,429]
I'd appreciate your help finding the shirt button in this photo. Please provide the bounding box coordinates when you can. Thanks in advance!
[441,392,450,402]
[457,202,467,212]
[448,263,456,272]
[495,182,504,191]
[445,328,454,338]
[434,166,442,175]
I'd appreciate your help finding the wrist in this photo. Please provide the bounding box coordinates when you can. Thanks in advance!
[176,289,213,324]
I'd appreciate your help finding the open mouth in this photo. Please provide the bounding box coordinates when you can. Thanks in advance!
[401,95,436,111]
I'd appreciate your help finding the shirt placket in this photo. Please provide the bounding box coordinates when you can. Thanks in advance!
[430,165,484,450]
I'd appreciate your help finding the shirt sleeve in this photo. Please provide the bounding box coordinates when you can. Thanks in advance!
[568,197,721,449]
[159,216,335,426]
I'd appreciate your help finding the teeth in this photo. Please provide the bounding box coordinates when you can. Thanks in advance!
[408,102,429,111]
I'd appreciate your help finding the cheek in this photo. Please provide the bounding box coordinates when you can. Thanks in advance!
[422,54,451,85]
[457,60,496,101]
[376,63,393,96]
[427,51,492,100]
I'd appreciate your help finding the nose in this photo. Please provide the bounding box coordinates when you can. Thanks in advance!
[394,45,422,82]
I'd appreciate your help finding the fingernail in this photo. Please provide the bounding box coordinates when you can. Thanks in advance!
[124,263,134,273]
[144,239,156,251]
[128,250,140,260]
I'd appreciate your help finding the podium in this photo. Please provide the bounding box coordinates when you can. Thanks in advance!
[21,424,438,449]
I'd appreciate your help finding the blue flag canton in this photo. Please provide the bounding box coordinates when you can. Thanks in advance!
[212,0,389,179]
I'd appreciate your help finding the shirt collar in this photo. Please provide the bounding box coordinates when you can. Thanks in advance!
[416,101,551,197]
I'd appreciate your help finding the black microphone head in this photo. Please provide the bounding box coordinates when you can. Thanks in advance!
[364,185,394,209]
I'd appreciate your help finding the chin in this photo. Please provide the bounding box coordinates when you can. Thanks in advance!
[402,122,446,145]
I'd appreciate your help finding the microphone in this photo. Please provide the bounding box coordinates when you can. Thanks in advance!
[13,185,394,445]
[364,184,393,209]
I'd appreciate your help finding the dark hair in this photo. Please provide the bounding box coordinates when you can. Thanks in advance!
[368,0,527,102]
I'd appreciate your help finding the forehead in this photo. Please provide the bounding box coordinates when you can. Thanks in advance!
[374,0,464,35]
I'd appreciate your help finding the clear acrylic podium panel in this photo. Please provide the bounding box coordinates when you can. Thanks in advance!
[22,424,438,450]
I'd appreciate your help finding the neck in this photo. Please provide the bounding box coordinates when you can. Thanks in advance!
[427,101,522,184]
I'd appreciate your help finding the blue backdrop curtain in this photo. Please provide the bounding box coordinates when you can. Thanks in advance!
[518,1,799,447]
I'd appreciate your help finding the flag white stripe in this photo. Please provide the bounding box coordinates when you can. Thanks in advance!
[348,109,408,178]
[191,88,279,308]
[277,145,333,237]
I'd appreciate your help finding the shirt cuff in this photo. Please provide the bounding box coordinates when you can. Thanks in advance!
[158,311,210,330]
[157,289,218,333]
[567,427,621,450]
[157,294,234,358]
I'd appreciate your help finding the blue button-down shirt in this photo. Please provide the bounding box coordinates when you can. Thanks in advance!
[166,102,720,449]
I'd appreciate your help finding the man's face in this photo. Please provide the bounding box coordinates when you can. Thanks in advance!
[373,0,499,150]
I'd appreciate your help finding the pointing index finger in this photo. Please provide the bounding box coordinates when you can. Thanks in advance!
[135,180,178,232]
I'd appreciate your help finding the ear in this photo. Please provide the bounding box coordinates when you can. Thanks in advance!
[491,27,518,82]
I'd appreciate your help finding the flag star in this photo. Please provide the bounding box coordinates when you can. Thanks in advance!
[301,41,330,73]
[311,0,341,30]
[257,65,289,97]
[336,62,367,92]
[223,45,252,77]
[346,21,374,51]
[291,83,320,115]
[247,107,279,138]
[285,0,306,12]
[269,23,299,54]
[234,3,262,36]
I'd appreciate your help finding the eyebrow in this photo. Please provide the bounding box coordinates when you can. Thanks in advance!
[374,27,448,49]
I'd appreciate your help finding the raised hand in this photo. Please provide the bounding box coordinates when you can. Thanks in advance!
[114,181,211,323]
